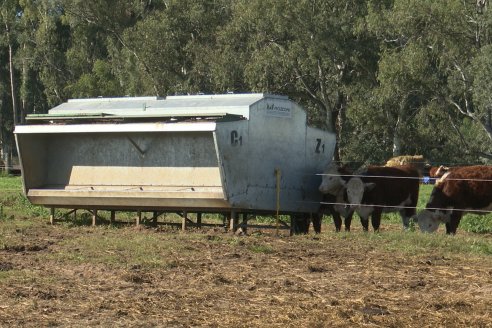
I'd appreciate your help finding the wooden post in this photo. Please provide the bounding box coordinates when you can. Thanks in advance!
[196,212,202,228]
[73,209,77,221]
[182,211,187,231]
[50,207,55,225]
[92,209,97,226]
[136,211,141,226]
[110,211,115,224]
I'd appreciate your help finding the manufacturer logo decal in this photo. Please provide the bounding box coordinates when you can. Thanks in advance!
[266,103,292,118]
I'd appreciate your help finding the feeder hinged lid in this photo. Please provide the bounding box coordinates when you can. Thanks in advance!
[25,93,288,123]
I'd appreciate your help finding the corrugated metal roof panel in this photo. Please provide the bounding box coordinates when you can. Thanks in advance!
[45,94,283,120]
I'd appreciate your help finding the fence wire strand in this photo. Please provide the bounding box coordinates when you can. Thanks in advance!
[315,169,492,214]
[317,173,492,182]
[317,201,492,214]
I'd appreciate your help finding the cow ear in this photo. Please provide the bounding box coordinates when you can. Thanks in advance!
[364,182,377,191]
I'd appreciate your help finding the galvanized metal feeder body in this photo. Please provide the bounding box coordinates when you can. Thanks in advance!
[15,94,335,215]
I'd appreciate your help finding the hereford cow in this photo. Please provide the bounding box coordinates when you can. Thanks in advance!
[384,155,427,176]
[320,164,420,231]
[425,165,461,184]
[318,164,355,231]
[416,165,492,234]
[318,162,350,195]
[430,165,462,178]
[345,166,420,231]
[428,166,441,179]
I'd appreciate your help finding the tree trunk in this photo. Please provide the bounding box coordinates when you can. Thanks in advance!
[6,23,18,126]
[325,106,335,133]
[335,92,347,163]
[322,99,341,163]
[392,116,402,156]
[0,129,11,175]
[3,142,11,175]
[20,43,27,124]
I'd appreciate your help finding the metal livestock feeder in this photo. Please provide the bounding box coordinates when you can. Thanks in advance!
[15,94,335,231]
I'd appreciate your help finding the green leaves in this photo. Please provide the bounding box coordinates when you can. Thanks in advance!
[471,45,492,116]
[65,60,122,98]
[1,0,492,167]
[359,0,492,161]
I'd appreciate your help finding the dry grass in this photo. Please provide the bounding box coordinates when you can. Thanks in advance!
[0,217,491,327]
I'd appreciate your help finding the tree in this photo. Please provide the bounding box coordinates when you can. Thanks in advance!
[211,0,378,161]
[365,0,492,162]
[61,0,167,97]
[110,0,232,96]
[1,0,20,126]
[0,0,22,172]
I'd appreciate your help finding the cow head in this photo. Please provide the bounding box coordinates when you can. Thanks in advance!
[345,178,376,208]
[416,209,451,233]
[319,163,346,195]
[333,188,352,217]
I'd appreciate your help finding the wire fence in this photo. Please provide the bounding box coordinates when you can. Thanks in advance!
[317,200,492,214]
[318,172,492,182]
[1,165,492,215]
[330,160,491,166]
[317,167,492,214]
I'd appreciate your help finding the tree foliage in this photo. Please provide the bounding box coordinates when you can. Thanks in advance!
[1,0,492,170]
[365,0,492,162]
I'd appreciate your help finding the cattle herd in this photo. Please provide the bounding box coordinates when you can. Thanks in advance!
[317,155,492,235]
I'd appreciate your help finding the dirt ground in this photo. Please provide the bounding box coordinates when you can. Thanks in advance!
[0,220,491,328]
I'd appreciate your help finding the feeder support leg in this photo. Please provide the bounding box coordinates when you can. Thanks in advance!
[92,209,98,226]
[50,207,55,225]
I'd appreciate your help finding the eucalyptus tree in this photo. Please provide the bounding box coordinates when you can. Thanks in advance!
[366,0,492,162]
[15,0,52,119]
[27,0,70,107]
[111,0,232,96]
[0,0,21,171]
[60,0,166,97]
[211,0,378,161]
[1,0,20,125]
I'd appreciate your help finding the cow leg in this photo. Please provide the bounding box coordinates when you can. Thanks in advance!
[312,213,322,234]
[321,204,341,232]
[371,208,383,232]
[344,212,354,232]
[445,211,463,235]
[401,207,417,230]
[332,210,342,232]
[360,217,369,232]
[291,214,310,235]
[400,210,411,229]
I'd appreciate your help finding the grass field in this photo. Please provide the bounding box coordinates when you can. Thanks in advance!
[0,177,491,327]
[1,176,491,234]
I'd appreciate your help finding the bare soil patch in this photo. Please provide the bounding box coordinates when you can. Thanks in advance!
[0,221,491,327]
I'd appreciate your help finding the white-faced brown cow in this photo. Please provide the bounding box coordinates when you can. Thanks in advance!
[428,165,458,179]
[384,155,427,176]
[320,164,420,231]
[432,166,446,178]
[318,164,355,231]
[346,166,420,231]
[416,165,492,234]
